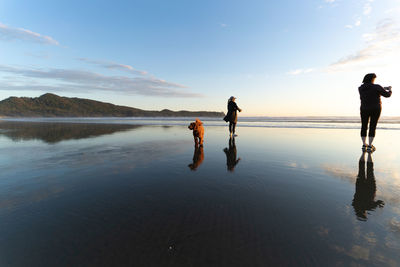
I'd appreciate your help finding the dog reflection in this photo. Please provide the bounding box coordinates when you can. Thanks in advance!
[352,152,384,221]
[223,137,241,172]
[188,144,204,171]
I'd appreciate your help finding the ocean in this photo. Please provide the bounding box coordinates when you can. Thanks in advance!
[2,116,400,129]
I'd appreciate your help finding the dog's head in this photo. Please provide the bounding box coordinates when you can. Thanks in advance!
[188,122,196,130]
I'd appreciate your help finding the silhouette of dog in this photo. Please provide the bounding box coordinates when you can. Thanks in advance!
[188,119,204,146]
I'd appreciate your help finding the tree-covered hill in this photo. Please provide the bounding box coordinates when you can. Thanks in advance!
[0,93,224,117]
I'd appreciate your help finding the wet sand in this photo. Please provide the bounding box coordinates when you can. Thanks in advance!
[1,122,400,266]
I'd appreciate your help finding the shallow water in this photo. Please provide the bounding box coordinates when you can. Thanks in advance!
[1,121,400,266]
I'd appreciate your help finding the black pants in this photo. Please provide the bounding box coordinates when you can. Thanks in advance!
[360,107,381,137]
[229,122,236,134]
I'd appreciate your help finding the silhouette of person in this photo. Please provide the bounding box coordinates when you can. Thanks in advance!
[223,96,242,138]
[188,144,204,171]
[359,73,392,152]
[352,151,384,221]
[223,137,241,172]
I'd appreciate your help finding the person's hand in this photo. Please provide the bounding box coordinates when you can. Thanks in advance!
[239,109,242,112]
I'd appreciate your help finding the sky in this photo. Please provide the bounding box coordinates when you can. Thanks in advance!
[0,0,400,116]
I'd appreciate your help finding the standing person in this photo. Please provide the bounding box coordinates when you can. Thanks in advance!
[358,73,392,152]
[224,96,242,137]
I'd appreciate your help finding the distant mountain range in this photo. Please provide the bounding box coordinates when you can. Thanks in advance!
[0,93,224,117]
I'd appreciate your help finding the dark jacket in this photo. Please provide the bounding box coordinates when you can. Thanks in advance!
[359,83,391,110]
[226,101,240,123]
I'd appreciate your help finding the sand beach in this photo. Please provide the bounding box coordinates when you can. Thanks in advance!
[0,119,400,266]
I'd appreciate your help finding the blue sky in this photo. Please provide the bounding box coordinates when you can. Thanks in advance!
[0,0,399,116]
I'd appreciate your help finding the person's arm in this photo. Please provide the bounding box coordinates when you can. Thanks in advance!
[234,102,242,112]
[376,84,392,98]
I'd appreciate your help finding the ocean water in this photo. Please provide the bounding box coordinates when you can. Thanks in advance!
[4,116,400,130]
[1,118,400,266]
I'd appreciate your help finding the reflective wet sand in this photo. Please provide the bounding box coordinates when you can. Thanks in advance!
[1,121,400,266]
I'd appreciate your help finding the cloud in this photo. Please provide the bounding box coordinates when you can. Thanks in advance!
[77,58,148,76]
[328,19,400,71]
[344,1,375,29]
[287,68,314,75]
[345,17,362,29]
[0,22,59,45]
[0,65,202,98]
[325,0,336,3]
[363,2,372,15]
[25,51,51,59]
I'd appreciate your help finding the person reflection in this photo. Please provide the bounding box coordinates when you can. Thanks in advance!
[188,144,204,171]
[352,151,384,221]
[223,137,241,172]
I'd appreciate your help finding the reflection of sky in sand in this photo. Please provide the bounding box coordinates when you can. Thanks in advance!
[319,146,400,264]
[1,123,400,265]
[0,126,190,213]
[236,126,400,265]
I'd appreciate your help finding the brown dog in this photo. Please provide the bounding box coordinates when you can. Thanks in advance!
[188,119,204,146]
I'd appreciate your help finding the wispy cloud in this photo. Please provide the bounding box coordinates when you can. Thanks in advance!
[344,0,374,29]
[363,2,372,16]
[77,58,148,76]
[0,22,59,45]
[329,19,400,71]
[287,68,314,75]
[0,65,202,98]
[346,17,362,29]
[25,51,51,59]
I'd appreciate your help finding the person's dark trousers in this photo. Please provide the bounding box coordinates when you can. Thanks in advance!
[360,107,381,137]
[229,122,236,134]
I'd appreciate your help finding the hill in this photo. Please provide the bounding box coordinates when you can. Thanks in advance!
[0,93,224,117]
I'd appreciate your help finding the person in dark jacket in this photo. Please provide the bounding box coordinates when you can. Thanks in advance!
[358,73,392,152]
[224,96,242,137]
